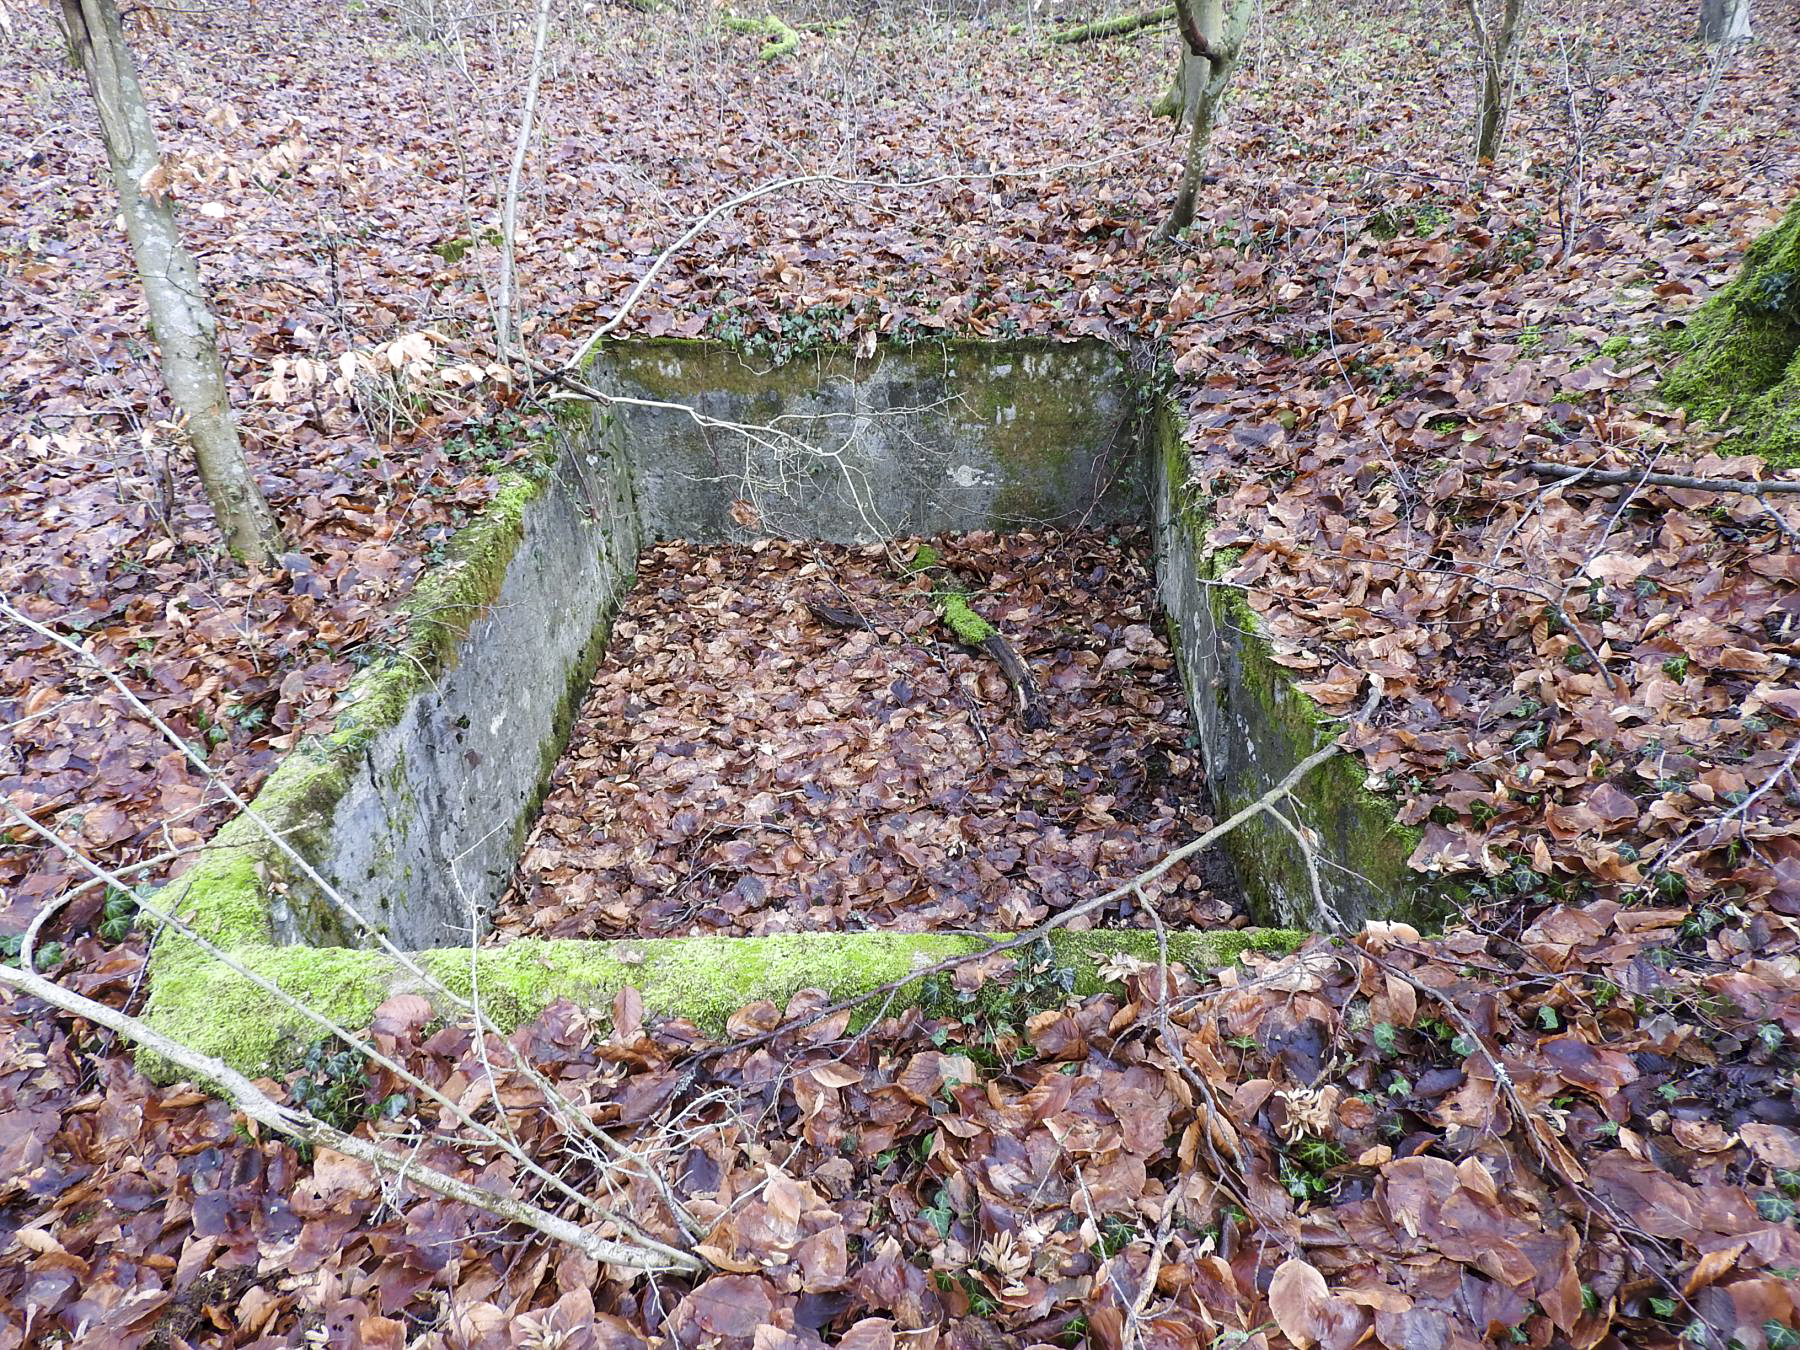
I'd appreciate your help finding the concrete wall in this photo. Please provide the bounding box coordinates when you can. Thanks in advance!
[281,408,641,948]
[1151,413,1435,932]
[144,338,1444,1078]
[593,338,1148,543]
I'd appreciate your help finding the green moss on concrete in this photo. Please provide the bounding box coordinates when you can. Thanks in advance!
[1155,395,1436,931]
[149,418,595,1009]
[139,927,1306,1080]
[959,342,1143,525]
[1661,198,1800,463]
[396,472,544,674]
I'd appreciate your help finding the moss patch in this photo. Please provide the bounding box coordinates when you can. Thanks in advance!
[719,10,798,60]
[1661,197,1800,464]
[937,590,997,644]
[140,927,1305,1079]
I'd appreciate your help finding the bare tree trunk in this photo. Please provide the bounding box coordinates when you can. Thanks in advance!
[1699,0,1751,42]
[1462,0,1527,164]
[60,0,282,565]
[1157,0,1256,239]
[495,0,553,360]
[1152,47,1206,120]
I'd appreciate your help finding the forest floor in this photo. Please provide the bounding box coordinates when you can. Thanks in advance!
[498,531,1230,942]
[4,0,1800,1345]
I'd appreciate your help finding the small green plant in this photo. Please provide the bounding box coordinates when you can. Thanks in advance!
[1662,655,1691,681]
[1092,1216,1136,1258]
[921,1187,954,1238]
[0,934,62,968]
[98,885,138,943]
[290,1042,405,1144]
[706,302,850,365]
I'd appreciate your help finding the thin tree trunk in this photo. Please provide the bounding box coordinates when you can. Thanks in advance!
[1699,0,1751,42]
[496,0,553,360]
[1152,46,1206,120]
[60,0,283,565]
[1464,0,1526,163]
[1157,0,1254,239]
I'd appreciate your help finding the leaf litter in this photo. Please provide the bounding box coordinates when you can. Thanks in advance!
[0,0,1798,1344]
[498,530,1232,940]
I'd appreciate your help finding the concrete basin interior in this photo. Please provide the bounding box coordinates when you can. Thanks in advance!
[143,339,1432,1075]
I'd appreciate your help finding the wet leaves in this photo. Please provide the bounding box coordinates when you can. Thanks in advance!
[2,0,1800,1343]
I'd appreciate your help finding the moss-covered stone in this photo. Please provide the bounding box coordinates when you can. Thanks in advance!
[1661,197,1800,465]
[139,926,1307,1079]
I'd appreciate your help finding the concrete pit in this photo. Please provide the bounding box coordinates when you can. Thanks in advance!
[143,339,1434,1076]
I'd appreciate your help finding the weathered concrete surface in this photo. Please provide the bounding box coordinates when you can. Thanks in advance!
[146,403,639,985]
[303,410,640,948]
[594,338,1149,542]
[1152,412,1436,931]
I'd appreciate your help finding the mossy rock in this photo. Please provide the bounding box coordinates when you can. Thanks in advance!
[1661,196,1800,466]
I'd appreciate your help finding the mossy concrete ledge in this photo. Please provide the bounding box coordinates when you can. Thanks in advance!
[145,400,643,1029]
[1152,409,1437,932]
[143,927,1305,1078]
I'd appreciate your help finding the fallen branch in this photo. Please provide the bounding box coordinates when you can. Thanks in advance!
[805,597,873,630]
[718,10,799,60]
[0,958,704,1273]
[908,547,1047,731]
[6,803,703,1263]
[935,589,1047,731]
[1049,6,1175,43]
[1527,460,1800,496]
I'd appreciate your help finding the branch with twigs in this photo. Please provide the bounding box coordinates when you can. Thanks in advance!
[0,956,702,1273]
[1527,460,1800,495]
[1,596,705,1257]
[5,801,704,1265]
